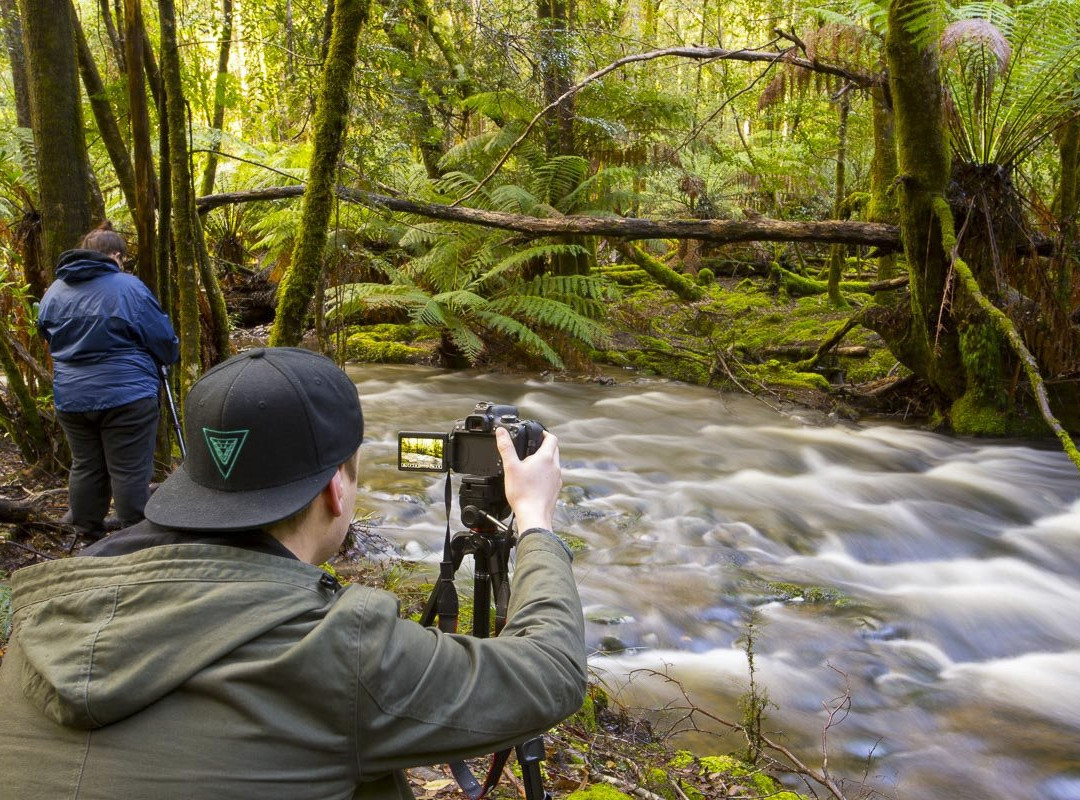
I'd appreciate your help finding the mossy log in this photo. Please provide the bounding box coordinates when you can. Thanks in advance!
[611,240,704,301]
[770,263,870,297]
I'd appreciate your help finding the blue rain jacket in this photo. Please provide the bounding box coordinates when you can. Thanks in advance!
[37,250,179,412]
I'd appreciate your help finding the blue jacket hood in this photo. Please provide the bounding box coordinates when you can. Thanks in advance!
[55,249,121,283]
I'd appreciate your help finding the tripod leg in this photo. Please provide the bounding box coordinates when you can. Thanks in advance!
[515,738,551,800]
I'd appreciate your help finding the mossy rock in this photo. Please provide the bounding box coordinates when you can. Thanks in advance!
[949,391,1009,436]
[743,361,831,392]
[344,324,431,363]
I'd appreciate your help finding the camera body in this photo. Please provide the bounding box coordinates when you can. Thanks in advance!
[399,401,545,477]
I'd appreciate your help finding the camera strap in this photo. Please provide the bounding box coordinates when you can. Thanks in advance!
[432,473,459,633]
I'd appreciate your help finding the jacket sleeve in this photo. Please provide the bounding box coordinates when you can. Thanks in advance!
[130,282,179,366]
[352,532,586,775]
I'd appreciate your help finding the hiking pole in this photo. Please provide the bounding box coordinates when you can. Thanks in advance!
[160,364,186,459]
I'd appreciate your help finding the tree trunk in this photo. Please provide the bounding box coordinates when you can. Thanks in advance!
[868,85,899,304]
[197,183,904,250]
[18,0,96,265]
[73,4,139,220]
[537,0,574,156]
[269,0,367,347]
[882,0,963,399]
[827,94,850,306]
[159,0,202,398]
[123,0,158,294]
[96,0,126,69]
[199,0,233,197]
[1054,116,1079,301]
[1,0,32,130]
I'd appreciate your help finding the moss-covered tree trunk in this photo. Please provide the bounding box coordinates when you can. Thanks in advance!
[18,0,95,266]
[827,94,850,306]
[123,0,159,295]
[882,0,963,399]
[867,86,899,304]
[199,0,233,198]
[159,0,202,399]
[1,0,31,133]
[269,0,367,347]
[73,5,139,221]
[1055,116,1079,301]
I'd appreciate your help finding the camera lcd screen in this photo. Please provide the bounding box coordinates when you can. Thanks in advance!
[398,432,450,471]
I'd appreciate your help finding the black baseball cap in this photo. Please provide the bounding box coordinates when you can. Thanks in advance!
[145,347,363,531]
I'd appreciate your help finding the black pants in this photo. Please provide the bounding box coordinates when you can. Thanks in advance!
[57,396,160,534]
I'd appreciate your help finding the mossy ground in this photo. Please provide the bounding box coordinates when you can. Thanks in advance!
[595,270,911,418]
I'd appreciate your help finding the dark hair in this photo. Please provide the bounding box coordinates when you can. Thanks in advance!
[79,221,128,258]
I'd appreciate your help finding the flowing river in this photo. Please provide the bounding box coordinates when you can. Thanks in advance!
[345,364,1080,800]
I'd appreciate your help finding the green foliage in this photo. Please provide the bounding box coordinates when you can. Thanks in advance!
[327,160,620,368]
[940,1,1080,168]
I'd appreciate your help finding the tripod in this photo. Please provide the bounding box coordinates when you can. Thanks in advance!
[419,474,552,800]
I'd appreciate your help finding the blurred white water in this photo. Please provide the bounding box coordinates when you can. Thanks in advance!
[347,365,1080,800]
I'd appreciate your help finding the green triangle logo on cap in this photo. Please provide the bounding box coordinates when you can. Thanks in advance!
[202,428,250,479]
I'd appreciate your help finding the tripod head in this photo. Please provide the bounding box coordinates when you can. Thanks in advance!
[458,475,511,533]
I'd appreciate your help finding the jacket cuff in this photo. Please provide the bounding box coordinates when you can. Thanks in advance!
[517,527,574,562]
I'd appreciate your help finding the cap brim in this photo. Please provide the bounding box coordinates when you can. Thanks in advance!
[144,462,338,531]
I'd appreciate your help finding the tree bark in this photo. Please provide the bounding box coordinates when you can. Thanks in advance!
[159,0,202,398]
[1055,115,1079,300]
[123,0,158,294]
[198,184,903,250]
[868,85,899,304]
[199,0,233,197]
[882,0,962,399]
[18,0,96,265]
[827,94,850,306]
[73,4,139,220]
[269,0,367,347]
[1,0,32,130]
[96,0,126,69]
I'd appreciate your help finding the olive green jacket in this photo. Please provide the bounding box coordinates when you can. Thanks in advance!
[0,532,585,799]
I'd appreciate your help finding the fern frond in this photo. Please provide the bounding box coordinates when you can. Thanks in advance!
[489,184,541,215]
[326,282,428,321]
[478,311,565,368]
[472,243,589,289]
[489,294,609,347]
[460,91,538,123]
[444,318,486,364]
[533,156,590,207]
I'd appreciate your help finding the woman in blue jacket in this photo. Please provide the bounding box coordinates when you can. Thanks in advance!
[37,223,180,539]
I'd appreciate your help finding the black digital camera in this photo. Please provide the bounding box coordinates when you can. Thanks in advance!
[398,402,546,478]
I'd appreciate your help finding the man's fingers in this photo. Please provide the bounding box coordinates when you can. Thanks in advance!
[495,426,518,462]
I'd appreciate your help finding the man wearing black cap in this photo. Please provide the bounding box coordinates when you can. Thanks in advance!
[0,347,586,799]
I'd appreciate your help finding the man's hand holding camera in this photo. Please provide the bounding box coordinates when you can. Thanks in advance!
[496,426,561,533]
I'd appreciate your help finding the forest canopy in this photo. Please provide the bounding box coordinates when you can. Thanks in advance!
[1,0,1079,467]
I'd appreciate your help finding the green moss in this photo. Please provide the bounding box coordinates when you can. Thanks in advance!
[743,361,831,392]
[845,347,908,384]
[668,750,696,770]
[696,267,715,285]
[344,324,431,363]
[565,785,633,800]
[766,581,845,604]
[950,390,1008,436]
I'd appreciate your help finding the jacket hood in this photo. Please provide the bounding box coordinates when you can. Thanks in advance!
[55,249,121,283]
[9,544,335,729]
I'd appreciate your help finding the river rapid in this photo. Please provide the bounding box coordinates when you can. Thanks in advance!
[345,364,1080,800]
